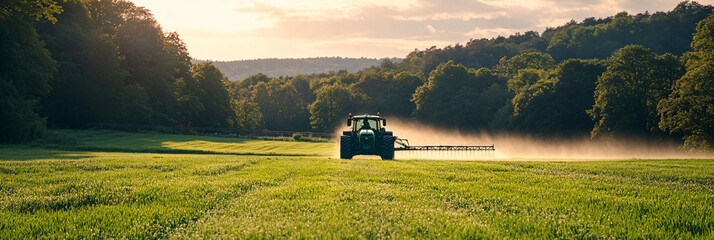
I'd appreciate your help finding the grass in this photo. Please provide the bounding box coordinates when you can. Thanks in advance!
[32,129,335,156]
[1,130,713,239]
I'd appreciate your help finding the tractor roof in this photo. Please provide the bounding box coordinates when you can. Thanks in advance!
[352,114,382,119]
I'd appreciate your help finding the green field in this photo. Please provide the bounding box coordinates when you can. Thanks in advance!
[1,130,713,239]
[36,129,335,156]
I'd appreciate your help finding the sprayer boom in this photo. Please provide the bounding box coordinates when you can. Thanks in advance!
[394,137,495,151]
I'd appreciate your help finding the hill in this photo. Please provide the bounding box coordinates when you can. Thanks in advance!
[194,57,402,81]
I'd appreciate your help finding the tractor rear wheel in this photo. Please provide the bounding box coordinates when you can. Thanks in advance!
[380,136,395,160]
[340,135,353,159]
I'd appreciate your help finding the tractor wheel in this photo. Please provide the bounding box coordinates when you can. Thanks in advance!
[340,136,353,159]
[380,136,395,160]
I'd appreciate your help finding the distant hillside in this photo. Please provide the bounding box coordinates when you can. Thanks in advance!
[194,57,402,81]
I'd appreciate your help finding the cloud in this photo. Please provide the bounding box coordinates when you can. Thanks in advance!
[394,12,510,21]
[234,0,623,44]
[234,0,420,21]
[426,25,437,34]
[466,27,524,39]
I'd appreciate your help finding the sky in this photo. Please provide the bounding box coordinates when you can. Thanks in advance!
[130,0,714,61]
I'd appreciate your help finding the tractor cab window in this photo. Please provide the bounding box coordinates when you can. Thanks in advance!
[354,118,379,131]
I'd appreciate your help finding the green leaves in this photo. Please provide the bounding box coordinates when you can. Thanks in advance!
[504,57,606,136]
[505,49,556,76]
[588,45,684,138]
[309,84,368,132]
[412,61,505,129]
[37,0,130,128]
[0,14,56,142]
[658,14,714,152]
[190,62,239,128]
[0,0,62,23]
[251,79,308,130]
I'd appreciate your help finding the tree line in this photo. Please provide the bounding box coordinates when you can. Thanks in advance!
[2,0,240,142]
[1,1,712,152]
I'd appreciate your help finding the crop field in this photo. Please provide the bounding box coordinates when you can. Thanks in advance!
[1,130,713,239]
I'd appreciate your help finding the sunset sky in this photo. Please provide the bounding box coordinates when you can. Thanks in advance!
[130,0,714,60]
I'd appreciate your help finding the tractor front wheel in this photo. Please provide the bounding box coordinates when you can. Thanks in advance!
[380,136,395,160]
[340,136,353,159]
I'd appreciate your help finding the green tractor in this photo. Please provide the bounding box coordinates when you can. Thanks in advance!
[340,113,395,160]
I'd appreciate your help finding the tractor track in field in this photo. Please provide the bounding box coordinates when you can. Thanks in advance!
[43,146,321,157]
[165,162,297,239]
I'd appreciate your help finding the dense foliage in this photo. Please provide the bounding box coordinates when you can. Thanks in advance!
[0,2,58,142]
[658,14,714,152]
[1,0,238,142]
[588,45,684,138]
[1,0,712,151]
[408,1,712,75]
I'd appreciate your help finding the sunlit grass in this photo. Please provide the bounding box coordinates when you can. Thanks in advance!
[38,129,334,156]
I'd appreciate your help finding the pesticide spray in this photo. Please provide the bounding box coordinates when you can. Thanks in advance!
[337,118,711,160]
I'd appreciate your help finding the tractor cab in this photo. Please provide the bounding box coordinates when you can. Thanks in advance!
[351,115,383,133]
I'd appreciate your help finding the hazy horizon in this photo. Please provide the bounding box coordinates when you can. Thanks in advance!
[192,56,402,62]
[132,0,714,61]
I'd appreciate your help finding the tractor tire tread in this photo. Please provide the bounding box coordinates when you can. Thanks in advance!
[380,136,395,160]
[340,135,353,159]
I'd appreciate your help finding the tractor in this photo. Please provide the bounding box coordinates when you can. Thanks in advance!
[339,113,395,160]
[339,113,496,160]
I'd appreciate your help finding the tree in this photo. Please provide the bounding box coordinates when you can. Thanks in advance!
[387,72,424,116]
[191,62,238,128]
[0,0,63,23]
[550,59,607,134]
[235,73,271,89]
[37,0,131,128]
[509,69,553,117]
[412,61,472,126]
[508,59,606,135]
[658,14,714,152]
[546,4,713,61]
[86,0,189,124]
[288,74,316,105]
[460,68,508,129]
[505,49,556,75]
[0,10,58,142]
[309,84,368,132]
[354,70,423,117]
[507,69,547,95]
[398,50,425,74]
[589,45,684,138]
[173,75,204,127]
[233,99,261,129]
[165,31,202,127]
[546,24,597,60]
[251,79,309,131]
[412,61,503,129]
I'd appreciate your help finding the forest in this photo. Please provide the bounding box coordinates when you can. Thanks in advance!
[1,0,713,151]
